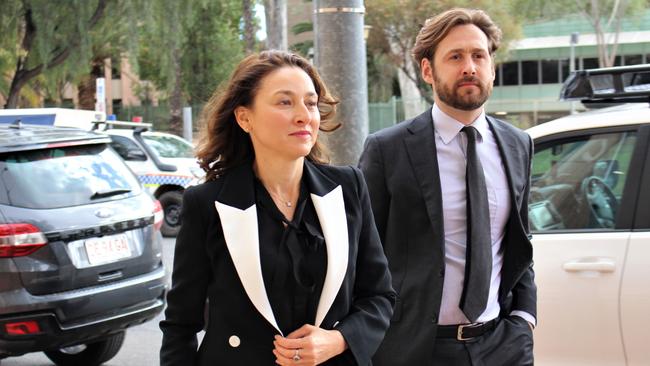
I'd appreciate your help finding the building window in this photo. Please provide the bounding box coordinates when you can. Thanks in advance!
[494,65,501,86]
[502,61,518,86]
[582,57,599,70]
[560,59,571,82]
[614,55,622,66]
[541,59,560,84]
[521,60,539,85]
[624,54,642,66]
[111,59,121,79]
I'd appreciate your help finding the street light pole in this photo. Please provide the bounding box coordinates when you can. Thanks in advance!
[570,32,579,114]
[313,0,368,165]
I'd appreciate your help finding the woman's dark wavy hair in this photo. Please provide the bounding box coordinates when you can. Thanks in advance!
[196,50,339,181]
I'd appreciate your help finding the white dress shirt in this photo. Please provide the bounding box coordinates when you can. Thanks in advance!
[432,105,534,326]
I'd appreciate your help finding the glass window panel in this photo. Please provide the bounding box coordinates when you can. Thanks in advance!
[560,59,570,82]
[142,134,194,158]
[522,60,539,85]
[494,65,501,86]
[541,59,560,84]
[530,131,637,231]
[502,61,518,86]
[583,57,599,70]
[624,54,643,66]
[0,145,141,209]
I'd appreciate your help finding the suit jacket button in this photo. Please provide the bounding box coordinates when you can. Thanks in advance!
[228,335,241,348]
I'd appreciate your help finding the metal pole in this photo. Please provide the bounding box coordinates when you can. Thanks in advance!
[569,32,579,114]
[314,0,368,166]
[182,107,193,142]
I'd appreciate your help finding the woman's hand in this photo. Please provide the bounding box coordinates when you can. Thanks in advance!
[272,324,348,365]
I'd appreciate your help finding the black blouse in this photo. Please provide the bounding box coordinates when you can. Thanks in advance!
[254,178,328,335]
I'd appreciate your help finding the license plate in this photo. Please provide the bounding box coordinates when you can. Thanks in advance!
[85,234,131,265]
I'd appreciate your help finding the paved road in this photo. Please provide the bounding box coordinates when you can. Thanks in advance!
[2,237,177,366]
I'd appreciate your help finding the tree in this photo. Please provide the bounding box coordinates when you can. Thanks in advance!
[243,0,257,53]
[1,0,109,108]
[572,0,647,67]
[137,0,244,133]
[181,1,244,104]
[264,0,288,50]
[512,0,649,67]
[365,0,521,114]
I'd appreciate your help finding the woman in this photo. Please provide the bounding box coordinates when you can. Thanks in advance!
[160,50,395,366]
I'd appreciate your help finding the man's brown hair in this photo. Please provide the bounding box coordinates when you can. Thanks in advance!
[412,8,502,65]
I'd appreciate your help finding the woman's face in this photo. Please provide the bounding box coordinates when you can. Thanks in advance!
[235,66,320,163]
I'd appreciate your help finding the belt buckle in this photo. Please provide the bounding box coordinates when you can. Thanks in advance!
[456,322,480,341]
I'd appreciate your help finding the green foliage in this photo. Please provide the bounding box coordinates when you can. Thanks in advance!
[136,0,244,105]
[291,21,313,35]
[365,0,523,101]
[0,0,144,106]
[367,53,397,103]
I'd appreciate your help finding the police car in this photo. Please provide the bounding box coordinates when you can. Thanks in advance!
[525,64,650,365]
[94,121,203,237]
[0,109,203,237]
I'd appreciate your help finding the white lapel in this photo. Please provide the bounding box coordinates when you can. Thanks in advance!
[214,201,282,335]
[310,185,349,327]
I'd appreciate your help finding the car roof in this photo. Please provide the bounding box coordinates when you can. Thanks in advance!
[0,123,110,153]
[103,128,189,140]
[526,102,650,140]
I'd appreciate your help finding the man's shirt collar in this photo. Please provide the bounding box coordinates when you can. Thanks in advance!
[431,104,488,145]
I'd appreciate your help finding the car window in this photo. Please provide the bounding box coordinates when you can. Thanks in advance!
[529,130,636,232]
[0,144,142,209]
[110,135,147,161]
[142,134,193,158]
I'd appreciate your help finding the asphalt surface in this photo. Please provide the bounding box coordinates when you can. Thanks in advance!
[2,236,177,366]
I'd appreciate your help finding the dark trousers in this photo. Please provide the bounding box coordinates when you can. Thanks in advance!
[432,316,534,366]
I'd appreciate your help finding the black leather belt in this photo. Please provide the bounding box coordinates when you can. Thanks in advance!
[436,318,498,341]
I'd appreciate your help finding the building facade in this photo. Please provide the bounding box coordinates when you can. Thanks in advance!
[488,10,650,127]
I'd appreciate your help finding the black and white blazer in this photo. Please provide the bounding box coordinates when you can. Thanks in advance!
[160,160,395,366]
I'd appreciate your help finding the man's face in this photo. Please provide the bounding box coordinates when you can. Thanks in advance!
[421,24,495,112]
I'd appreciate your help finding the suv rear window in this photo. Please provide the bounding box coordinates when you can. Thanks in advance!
[0,143,141,209]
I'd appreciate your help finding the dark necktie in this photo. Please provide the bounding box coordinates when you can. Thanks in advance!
[459,126,492,322]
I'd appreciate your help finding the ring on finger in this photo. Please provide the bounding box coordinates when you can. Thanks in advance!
[293,348,301,362]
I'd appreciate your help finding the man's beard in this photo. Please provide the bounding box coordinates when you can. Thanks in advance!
[433,74,492,111]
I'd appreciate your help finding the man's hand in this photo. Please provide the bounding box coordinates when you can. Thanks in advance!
[272,324,348,365]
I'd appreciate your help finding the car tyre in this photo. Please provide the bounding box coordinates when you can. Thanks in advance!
[159,190,184,237]
[43,331,125,366]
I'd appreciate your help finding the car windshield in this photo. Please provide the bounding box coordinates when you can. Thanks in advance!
[142,134,194,158]
[0,143,141,209]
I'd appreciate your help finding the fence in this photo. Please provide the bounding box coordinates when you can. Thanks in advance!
[117,98,409,136]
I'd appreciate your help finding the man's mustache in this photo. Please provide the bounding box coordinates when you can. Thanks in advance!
[455,76,481,88]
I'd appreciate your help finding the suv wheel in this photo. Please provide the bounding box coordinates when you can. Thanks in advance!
[159,191,184,237]
[43,331,125,366]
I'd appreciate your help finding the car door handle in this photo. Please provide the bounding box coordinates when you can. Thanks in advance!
[562,258,616,273]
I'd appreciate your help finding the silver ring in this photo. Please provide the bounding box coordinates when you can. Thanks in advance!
[293,349,301,362]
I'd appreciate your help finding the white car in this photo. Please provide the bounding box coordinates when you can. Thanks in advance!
[101,125,204,237]
[525,64,650,365]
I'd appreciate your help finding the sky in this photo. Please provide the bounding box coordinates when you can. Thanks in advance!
[255,4,267,41]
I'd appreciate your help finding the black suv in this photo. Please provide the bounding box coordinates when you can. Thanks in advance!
[0,123,166,365]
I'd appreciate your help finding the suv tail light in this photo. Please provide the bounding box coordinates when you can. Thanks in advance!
[153,200,164,231]
[4,320,42,336]
[0,223,48,258]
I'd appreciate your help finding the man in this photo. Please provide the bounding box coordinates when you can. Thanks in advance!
[359,8,536,366]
